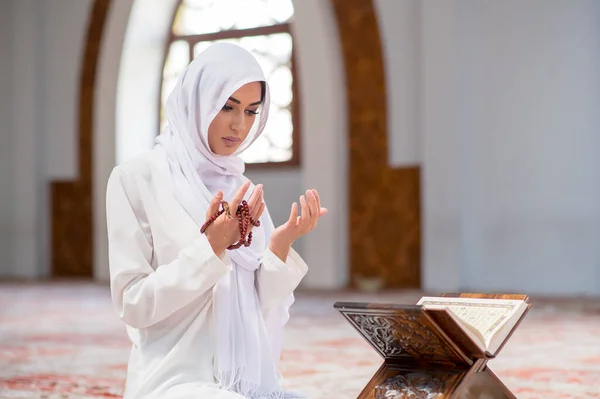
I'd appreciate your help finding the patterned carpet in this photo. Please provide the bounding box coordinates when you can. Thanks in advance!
[1,283,600,398]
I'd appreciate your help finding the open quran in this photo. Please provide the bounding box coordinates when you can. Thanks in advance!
[417,295,529,356]
[334,293,531,398]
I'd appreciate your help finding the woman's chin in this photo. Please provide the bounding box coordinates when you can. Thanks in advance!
[214,147,238,156]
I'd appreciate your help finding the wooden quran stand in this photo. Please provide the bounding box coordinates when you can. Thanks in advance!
[334,293,531,399]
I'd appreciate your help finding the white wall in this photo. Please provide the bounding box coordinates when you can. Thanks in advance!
[290,0,348,289]
[244,169,304,256]
[0,0,93,279]
[10,0,42,279]
[0,1,15,277]
[42,0,92,180]
[374,0,421,167]
[421,0,600,295]
[419,0,464,293]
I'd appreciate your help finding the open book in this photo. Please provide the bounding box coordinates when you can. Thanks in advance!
[417,296,529,356]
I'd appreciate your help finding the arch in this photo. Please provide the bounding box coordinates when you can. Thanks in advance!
[51,0,111,278]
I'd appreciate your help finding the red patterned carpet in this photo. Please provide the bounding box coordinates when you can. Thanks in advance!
[1,283,600,398]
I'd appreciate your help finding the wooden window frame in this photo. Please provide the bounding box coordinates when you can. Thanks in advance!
[159,1,301,170]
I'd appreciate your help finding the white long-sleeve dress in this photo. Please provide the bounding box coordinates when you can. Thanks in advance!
[105,147,308,399]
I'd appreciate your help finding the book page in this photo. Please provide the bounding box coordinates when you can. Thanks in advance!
[417,297,522,343]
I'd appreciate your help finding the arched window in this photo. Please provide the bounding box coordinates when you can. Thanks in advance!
[160,0,299,167]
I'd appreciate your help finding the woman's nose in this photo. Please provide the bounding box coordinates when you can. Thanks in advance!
[231,113,245,132]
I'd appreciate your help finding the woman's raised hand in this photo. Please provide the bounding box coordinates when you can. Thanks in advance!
[203,181,264,255]
[268,189,327,261]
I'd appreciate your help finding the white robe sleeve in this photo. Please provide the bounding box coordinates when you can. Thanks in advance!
[256,247,308,315]
[106,167,232,329]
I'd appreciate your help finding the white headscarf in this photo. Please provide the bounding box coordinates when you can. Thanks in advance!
[155,43,297,399]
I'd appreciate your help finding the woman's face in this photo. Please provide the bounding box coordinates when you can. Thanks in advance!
[207,81,263,156]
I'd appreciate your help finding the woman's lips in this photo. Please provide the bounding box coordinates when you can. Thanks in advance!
[222,136,241,147]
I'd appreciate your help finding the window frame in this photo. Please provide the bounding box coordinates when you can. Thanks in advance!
[159,0,301,169]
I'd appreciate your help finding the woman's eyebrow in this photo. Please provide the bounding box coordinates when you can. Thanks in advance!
[228,96,261,106]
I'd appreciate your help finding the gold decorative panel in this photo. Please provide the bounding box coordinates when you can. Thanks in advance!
[330,0,421,288]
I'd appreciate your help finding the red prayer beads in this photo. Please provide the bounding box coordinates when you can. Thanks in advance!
[200,200,260,250]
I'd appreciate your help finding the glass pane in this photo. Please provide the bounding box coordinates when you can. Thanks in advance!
[266,108,293,150]
[164,40,189,77]
[205,0,237,31]
[175,0,294,35]
[174,2,221,35]
[241,135,270,163]
[255,52,277,79]
[238,35,270,54]
[265,146,292,162]
[268,66,293,107]
[193,41,214,57]
[265,0,294,23]
[231,0,276,30]
[239,33,292,74]
[265,33,293,64]
[193,38,239,58]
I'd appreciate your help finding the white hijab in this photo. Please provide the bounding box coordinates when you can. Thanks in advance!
[155,43,297,399]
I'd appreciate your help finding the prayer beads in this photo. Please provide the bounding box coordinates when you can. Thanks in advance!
[200,200,260,250]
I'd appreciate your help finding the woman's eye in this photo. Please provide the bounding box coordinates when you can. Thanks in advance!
[246,109,259,115]
[222,105,233,111]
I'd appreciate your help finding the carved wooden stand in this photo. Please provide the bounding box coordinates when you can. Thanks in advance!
[334,293,531,399]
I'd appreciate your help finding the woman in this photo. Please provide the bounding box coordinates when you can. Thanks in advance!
[106,43,325,399]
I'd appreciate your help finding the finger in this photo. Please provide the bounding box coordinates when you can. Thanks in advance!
[305,190,318,230]
[248,202,266,233]
[288,202,299,226]
[306,190,318,221]
[248,184,263,218]
[299,195,310,230]
[256,201,266,220]
[312,189,321,212]
[251,199,264,222]
[313,190,327,220]
[230,181,251,210]
[248,184,262,206]
[206,190,223,218]
[248,202,265,231]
